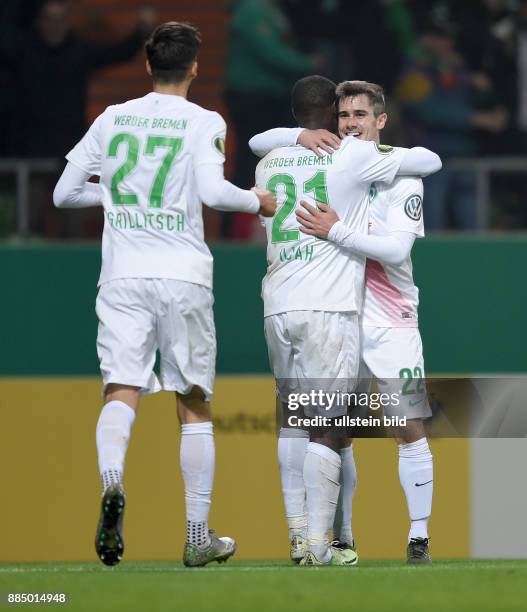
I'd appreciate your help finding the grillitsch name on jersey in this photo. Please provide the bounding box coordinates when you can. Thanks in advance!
[105,210,185,233]
[113,114,189,130]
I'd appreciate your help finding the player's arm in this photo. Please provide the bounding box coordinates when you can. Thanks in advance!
[248,128,340,158]
[195,164,275,216]
[398,146,442,177]
[329,222,415,265]
[54,114,105,208]
[193,113,276,216]
[53,162,102,208]
[349,139,441,185]
[296,201,415,265]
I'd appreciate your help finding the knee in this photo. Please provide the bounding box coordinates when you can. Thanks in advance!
[177,386,211,424]
[103,384,141,411]
[395,419,425,444]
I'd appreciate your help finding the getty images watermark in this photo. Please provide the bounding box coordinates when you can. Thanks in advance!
[286,389,407,428]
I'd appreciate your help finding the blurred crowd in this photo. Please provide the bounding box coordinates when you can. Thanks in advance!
[224,0,527,236]
[1,0,526,238]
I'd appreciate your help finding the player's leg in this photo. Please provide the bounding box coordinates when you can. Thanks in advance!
[332,359,370,550]
[277,425,309,560]
[291,311,359,566]
[94,279,160,566]
[332,438,357,550]
[176,387,214,549]
[94,384,139,566]
[364,325,433,563]
[156,279,235,566]
[394,418,433,564]
[97,385,139,492]
[265,314,309,561]
[176,387,233,566]
[302,429,346,564]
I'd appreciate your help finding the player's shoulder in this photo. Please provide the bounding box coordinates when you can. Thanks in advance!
[337,136,397,159]
[102,95,149,115]
[184,101,226,127]
[386,176,424,201]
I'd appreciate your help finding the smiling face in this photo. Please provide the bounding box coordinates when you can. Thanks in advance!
[337,94,387,143]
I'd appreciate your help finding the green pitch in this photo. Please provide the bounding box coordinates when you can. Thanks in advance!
[1,560,526,612]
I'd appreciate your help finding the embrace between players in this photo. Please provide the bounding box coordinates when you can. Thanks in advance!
[54,21,440,567]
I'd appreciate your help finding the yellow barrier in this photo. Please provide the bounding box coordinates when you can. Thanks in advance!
[0,377,468,561]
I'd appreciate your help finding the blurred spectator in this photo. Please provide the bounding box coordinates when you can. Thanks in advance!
[224,0,318,238]
[452,1,515,86]
[0,0,156,158]
[339,1,404,94]
[283,0,404,93]
[513,1,527,145]
[451,0,517,153]
[0,0,156,239]
[280,0,350,83]
[396,19,507,229]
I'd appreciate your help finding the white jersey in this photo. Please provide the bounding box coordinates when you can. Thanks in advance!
[67,92,228,288]
[255,138,407,317]
[362,176,424,327]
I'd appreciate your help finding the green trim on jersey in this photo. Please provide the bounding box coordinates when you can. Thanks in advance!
[375,143,395,154]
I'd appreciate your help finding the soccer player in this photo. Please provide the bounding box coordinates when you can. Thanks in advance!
[253,76,440,565]
[53,22,276,567]
[252,80,434,564]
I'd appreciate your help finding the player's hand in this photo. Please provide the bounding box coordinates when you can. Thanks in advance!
[298,129,341,157]
[252,188,277,217]
[296,200,339,239]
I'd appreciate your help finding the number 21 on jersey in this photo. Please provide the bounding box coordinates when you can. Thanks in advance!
[268,170,329,243]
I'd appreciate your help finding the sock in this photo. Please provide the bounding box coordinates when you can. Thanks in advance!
[303,442,341,562]
[398,437,433,541]
[278,428,309,538]
[180,422,215,547]
[333,444,357,545]
[96,400,136,492]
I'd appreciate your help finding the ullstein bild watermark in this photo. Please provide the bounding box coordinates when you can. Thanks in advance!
[287,414,407,428]
[276,378,527,438]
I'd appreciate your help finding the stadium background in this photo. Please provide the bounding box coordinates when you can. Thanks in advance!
[1,0,527,563]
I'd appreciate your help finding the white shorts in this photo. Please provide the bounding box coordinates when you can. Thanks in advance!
[358,325,431,419]
[96,279,216,399]
[264,311,360,417]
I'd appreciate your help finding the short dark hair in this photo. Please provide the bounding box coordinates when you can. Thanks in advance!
[145,22,201,84]
[335,80,386,117]
[291,75,337,129]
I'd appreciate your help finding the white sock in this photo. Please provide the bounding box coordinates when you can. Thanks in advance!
[398,437,433,541]
[303,442,341,562]
[96,400,136,492]
[333,445,357,545]
[180,422,215,547]
[278,428,309,538]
